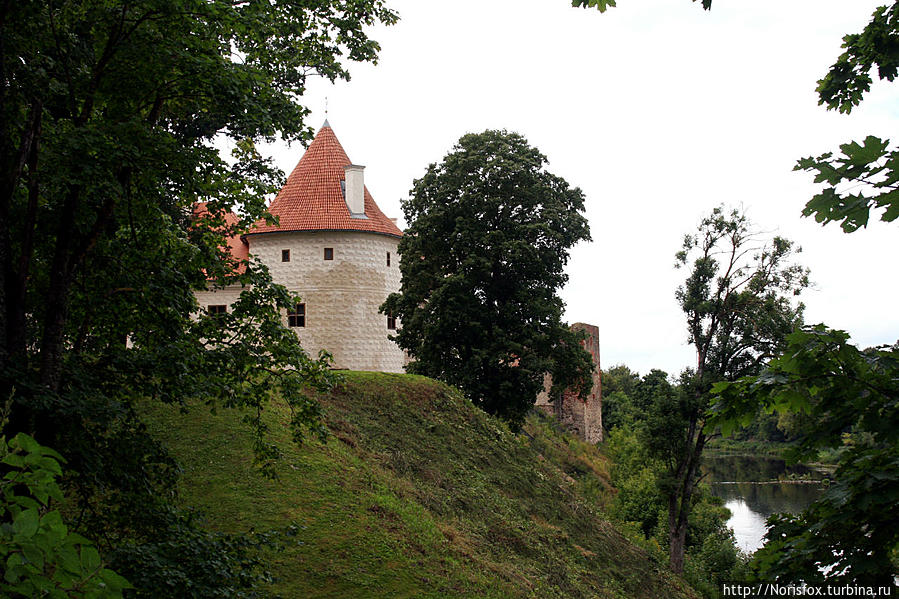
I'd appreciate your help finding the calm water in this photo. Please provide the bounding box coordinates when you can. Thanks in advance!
[703,455,828,554]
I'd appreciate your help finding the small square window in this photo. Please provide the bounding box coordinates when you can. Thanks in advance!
[387,313,397,330]
[324,247,334,261]
[282,249,290,262]
[207,304,227,315]
[387,251,391,267]
[288,303,305,328]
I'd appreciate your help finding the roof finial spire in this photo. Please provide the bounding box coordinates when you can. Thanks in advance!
[322,97,330,129]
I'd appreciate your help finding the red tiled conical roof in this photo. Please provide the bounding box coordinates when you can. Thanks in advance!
[247,123,402,238]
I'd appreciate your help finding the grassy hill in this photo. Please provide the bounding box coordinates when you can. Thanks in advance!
[141,371,697,598]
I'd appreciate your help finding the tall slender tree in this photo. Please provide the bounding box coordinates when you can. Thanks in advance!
[661,206,808,573]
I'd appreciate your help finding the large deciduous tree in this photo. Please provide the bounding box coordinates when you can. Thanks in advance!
[0,0,396,596]
[663,206,808,574]
[382,129,593,430]
[1,0,396,396]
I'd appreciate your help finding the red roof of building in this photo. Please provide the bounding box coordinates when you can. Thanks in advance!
[247,122,402,238]
[192,202,250,274]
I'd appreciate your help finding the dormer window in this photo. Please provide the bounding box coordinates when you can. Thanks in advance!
[324,247,334,261]
[282,249,290,262]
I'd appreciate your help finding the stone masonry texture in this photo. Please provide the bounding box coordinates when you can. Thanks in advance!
[535,322,603,444]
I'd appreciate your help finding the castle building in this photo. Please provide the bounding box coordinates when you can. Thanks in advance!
[195,121,602,442]
[195,121,405,372]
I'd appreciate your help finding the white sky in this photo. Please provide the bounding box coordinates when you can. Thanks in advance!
[261,0,899,377]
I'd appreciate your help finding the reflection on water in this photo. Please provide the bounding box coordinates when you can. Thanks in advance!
[723,499,768,554]
[704,455,827,554]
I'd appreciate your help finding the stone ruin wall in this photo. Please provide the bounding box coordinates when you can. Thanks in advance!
[534,322,602,444]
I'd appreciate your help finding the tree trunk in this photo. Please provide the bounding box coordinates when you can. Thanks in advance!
[668,418,706,574]
[38,185,81,392]
[669,512,688,574]
[1,100,41,399]
[6,103,41,368]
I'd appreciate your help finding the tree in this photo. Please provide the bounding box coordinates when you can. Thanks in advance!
[1,0,396,395]
[601,366,670,432]
[0,0,396,595]
[601,365,641,400]
[602,368,750,593]
[1,430,131,598]
[381,129,593,429]
[662,206,808,574]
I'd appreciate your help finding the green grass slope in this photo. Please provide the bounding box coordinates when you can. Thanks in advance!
[142,372,696,599]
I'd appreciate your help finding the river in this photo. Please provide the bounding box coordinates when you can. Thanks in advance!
[703,455,829,554]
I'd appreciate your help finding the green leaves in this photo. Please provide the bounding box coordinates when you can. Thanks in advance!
[571,0,618,13]
[711,327,899,583]
[796,135,899,232]
[798,4,899,234]
[816,3,899,114]
[1,433,131,598]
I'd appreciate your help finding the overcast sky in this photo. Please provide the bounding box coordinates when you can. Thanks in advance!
[260,0,898,377]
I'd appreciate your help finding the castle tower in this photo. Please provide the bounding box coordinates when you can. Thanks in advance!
[184,122,405,372]
[242,121,404,372]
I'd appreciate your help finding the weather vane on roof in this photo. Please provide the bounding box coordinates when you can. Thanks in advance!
[325,96,329,118]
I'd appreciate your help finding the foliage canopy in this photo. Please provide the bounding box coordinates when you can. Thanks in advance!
[0,0,396,595]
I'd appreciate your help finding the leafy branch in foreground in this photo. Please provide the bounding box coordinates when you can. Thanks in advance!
[711,326,899,585]
[816,2,899,115]
[798,1,899,232]
[1,430,131,598]
[796,135,899,232]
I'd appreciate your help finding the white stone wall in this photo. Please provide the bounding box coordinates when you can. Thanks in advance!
[194,285,245,314]
[247,230,404,373]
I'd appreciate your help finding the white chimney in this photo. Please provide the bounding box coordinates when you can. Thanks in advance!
[344,164,365,216]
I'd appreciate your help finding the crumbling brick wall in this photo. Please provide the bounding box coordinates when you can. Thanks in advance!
[534,322,602,444]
